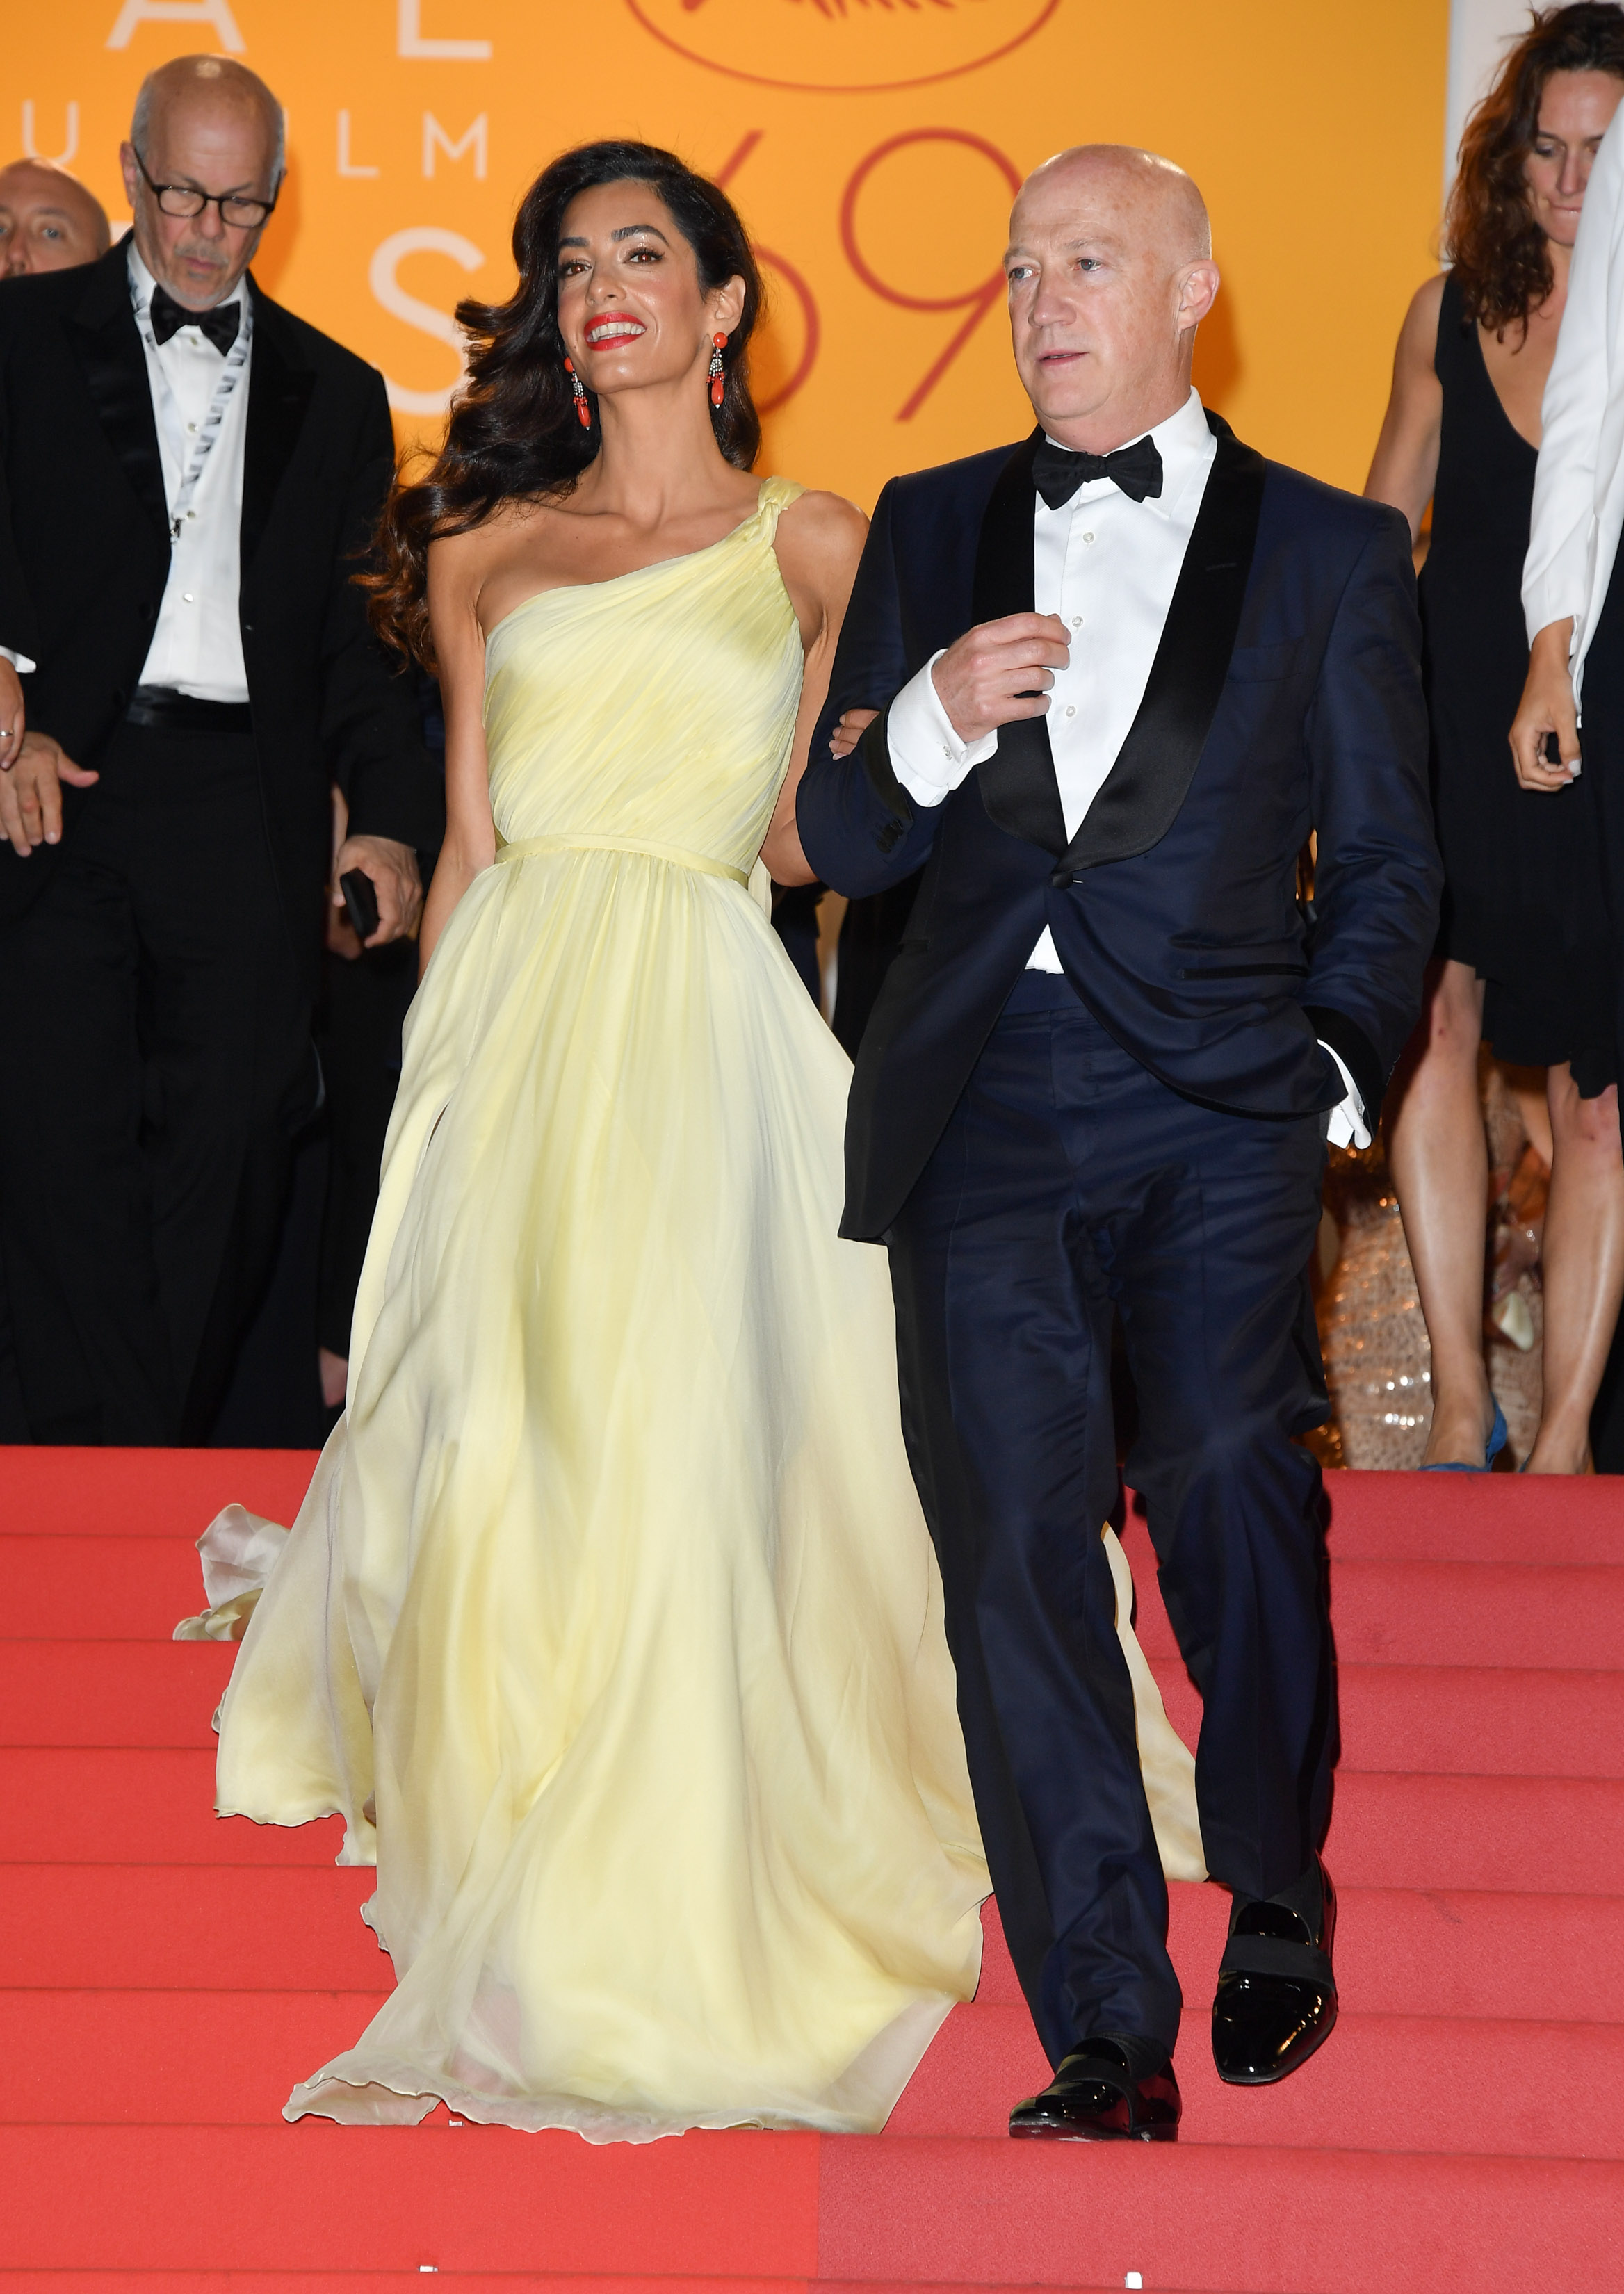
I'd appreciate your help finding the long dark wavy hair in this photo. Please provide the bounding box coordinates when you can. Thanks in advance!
[364,140,765,669]
[1446,2,1624,336]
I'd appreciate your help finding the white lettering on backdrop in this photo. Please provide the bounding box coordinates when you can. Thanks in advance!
[398,2,491,60]
[106,0,245,51]
[423,114,487,179]
[338,112,381,180]
[22,102,81,166]
[369,225,484,415]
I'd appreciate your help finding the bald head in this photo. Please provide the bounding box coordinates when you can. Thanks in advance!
[0,161,111,278]
[1018,146,1210,265]
[1004,142,1220,452]
[132,56,284,181]
[120,53,283,312]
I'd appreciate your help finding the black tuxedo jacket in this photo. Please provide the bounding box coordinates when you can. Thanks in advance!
[797,416,1442,1239]
[0,243,441,989]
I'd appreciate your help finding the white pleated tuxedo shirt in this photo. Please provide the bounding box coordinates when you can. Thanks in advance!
[127,245,252,703]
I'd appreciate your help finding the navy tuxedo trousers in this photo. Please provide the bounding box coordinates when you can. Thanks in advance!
[886,975,1338,2063]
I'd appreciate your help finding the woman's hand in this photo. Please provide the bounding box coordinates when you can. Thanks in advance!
[828,706,879,760]
[1511,618,1581,790]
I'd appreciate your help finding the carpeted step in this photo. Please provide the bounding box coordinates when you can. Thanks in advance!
[0,1641,232,1749]
[0,1751,338,1865]
[10,1864,1624,2027]
[10,1746,1618,1894]
[9,1985,1616,2163]
[4,1447,1609,1564]
[0,1865,382,1992]
[3,2122,1618,2290]
[0,1449,318,1538]
[0,2125,822,2279]
[1126,1552,1624,1673]
[818,2136,1624,2292]
[885,1999,1624,2157]
[9,1534,1623,1675]
[0,2279,815,2294]
[1316,1470,1623,1564]
[11,1639,1624,1783]
[1149,1659,1624,1778]
[1126,1473,1624,1566]
[1,1537,236,1641]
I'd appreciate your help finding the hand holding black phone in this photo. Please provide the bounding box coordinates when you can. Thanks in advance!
[340,868,380,943]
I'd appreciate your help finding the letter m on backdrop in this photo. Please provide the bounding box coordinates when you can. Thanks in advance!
[108,0,246,49]
[423,113,487,179]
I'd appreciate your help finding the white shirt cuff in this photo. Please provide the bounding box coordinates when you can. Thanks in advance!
[887,650,998,808]
[0,645,36,675]
[1320,1042,1370,1150]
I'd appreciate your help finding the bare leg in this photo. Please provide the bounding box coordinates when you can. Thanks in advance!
[1525,1070,1624,1473]
[1386,959,1495,1465]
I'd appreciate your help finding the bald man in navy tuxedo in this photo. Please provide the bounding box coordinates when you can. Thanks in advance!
[793,147,1440,2140]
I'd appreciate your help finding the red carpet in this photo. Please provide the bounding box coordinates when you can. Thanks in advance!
[1,1447,1619,2291]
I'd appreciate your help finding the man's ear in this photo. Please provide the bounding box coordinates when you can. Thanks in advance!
[1178,259,1221,332]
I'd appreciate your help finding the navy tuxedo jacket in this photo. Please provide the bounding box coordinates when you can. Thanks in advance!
[797,415,1442,1240]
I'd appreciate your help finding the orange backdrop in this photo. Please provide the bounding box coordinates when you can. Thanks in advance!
[10,0,1448,506]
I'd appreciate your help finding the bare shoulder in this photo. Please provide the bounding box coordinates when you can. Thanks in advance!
[1399,272,1447,357]
[772,486,868,593]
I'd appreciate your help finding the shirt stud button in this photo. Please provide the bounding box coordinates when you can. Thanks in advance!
[181,592,195,603]
[1082,532,1094,544]
[1065,705,1076,717]
[1071,616,1082,628]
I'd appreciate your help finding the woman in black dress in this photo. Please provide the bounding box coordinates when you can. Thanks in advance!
[1367,3,1624,1471]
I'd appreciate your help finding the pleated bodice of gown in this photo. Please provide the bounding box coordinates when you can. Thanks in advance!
[206,478,993,2140]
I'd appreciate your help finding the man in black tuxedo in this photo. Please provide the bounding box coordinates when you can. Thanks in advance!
[0,55,440,1444]
[797,147,1440,2138]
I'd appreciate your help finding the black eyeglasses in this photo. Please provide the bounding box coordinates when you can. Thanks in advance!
[132,146,277,231]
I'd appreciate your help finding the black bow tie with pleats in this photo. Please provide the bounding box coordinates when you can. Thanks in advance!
[149,284,241,355]
[1032,433,1164,509]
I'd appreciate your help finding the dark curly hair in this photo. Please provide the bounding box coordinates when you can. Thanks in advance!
[1446,3,1624,337]
[364,139,764,668]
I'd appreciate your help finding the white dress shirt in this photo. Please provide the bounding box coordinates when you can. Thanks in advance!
[128,244,252,703]
[886,386,1367,1146]
[1524,102,1624,703]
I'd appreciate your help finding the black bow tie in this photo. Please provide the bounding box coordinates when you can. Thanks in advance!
[149,284,241,355]
[1032,432,1164,509]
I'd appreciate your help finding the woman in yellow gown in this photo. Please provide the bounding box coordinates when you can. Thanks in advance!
[206,141,992,2140]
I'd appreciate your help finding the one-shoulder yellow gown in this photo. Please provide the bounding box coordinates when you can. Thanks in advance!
[209,479,992,2138]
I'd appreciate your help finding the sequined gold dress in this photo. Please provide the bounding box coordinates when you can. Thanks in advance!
[208,479,993,2140]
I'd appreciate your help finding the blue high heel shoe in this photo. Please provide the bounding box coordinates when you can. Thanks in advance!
[1420,1401,1508,1473]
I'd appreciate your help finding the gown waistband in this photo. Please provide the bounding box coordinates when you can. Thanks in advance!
[494,833,749,887]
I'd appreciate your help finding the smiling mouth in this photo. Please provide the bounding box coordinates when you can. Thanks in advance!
[584,318,646,348]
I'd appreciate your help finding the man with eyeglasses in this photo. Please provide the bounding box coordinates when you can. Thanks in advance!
[0,54,442,1444]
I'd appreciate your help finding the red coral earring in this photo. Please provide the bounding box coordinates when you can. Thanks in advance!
[565,356,591,430]
[708,332,726,409]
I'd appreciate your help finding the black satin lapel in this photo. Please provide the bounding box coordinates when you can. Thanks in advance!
[1064,419,1267,871]
[973,431,1067,857]
[241,293,316,572]
[67,259,168,543]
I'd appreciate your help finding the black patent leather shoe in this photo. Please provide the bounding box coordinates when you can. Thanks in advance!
[1212,1855,1338,2085]
[1009,2040,1181,2142]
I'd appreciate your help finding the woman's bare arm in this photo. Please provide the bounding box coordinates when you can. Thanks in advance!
[1364,273,1446,539]
[419,531,498,977]
[760,489,869,886]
